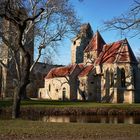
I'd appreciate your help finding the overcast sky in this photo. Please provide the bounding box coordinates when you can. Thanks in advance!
[54,0,140,65]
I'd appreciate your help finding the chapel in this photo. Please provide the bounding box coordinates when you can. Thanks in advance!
[39,23,140,103]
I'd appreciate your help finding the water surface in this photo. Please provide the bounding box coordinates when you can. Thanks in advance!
[23,115,140,124]
[1,114,140,124]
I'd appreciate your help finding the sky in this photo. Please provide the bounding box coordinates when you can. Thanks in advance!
[53,0,140,65]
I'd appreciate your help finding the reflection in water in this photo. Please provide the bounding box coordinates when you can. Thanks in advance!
[41,115,140,124]
[0,114,140,124]
[42,116,70,123]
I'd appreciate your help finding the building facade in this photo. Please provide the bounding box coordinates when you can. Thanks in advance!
[40,23,140,103]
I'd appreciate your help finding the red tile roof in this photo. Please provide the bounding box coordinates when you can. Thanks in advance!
[84,31,106,53]
[78,65,94,77]
[78,63,85,69]
[95,39,138,64]
[45,64,77,79]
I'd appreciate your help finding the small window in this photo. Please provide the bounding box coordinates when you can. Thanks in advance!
[62,87,66,101]
[43,64,46,68]
[73,41,76,45]
[49,84,51,92]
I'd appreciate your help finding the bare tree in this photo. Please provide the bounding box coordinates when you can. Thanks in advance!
[137,49,140,67]
[103,0,140,38]
[0,0,81,119]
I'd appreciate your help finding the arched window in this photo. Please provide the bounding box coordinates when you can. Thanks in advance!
[110,69,114,87]
[49,84,51,92]
[121,68,126,87]
[62,87,66,100]
[105,69,109,87]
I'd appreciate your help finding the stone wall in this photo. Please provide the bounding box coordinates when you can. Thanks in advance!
[134,65,140,102]
[42,77,70,100]
[100,63,136,103]
[77,63,139,104]
[39,64,83,100]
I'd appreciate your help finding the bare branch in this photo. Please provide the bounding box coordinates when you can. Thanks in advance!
[103,0,140,38]
[0,60,8,69]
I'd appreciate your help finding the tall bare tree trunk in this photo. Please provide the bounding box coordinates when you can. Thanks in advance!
[12,52,31,119]
[0,67,2,99]
[1,68,7,99]
[12,85,20,119]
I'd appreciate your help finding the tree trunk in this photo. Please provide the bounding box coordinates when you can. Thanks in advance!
[20,52,31,99]
[12,52,31,119]
[1,67,7,99]
[12,85,21,119]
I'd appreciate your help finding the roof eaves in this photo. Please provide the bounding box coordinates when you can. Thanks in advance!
[67,64,77,75]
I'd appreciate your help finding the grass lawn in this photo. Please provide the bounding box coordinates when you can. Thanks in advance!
[1,99,140,108]
[0,120,140,140]
[0,100,140,139]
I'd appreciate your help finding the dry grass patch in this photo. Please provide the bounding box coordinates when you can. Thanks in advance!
[0,120,140,139]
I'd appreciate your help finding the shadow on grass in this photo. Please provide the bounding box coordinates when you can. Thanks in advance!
[21,99,140,108]
[21,100,93,106]
[1,98,140,109]
[0,100,13,108]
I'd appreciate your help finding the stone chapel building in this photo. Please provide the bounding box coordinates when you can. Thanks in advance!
[40,23,140,103]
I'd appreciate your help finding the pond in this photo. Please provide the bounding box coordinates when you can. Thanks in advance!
[1,114,140,124]
[21,115,140,124]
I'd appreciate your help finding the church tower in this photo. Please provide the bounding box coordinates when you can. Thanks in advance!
[71,23,93,64]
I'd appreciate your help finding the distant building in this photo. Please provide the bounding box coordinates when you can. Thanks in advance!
[28,62,62,97]
[40,23,140,103]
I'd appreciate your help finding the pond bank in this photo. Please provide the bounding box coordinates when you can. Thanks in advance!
[21,106,140,116]
[1,100,140,116]
[1,106,140,116]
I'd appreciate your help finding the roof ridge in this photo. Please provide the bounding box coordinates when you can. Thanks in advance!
[123,40,138,64]
[105,39,125,46]
[69,64,77,75]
